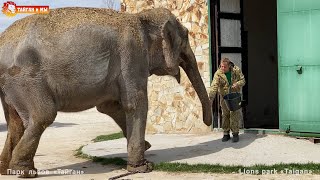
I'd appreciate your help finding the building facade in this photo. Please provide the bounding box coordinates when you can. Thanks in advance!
[120,0,320,136]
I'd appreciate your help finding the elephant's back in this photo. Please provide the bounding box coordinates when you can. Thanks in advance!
[0,15,39,48]
[1,7,140,46]
[37,7,140,36]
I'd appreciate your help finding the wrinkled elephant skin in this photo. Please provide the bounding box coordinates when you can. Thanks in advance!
[0,7,212,177]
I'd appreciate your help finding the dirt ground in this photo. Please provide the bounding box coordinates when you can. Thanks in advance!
[0,108,319,180]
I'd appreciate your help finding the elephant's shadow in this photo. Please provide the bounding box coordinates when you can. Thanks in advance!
[147,133,265,163]
[0,123,6,132]
[41,133,264,177]
[108,133,265,163]
[0,122,77,132]
[49,122,79,128]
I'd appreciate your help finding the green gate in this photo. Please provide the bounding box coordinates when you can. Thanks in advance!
[278,0,320,133]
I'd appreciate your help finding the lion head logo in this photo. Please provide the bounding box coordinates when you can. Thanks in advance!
[2,1,17,17]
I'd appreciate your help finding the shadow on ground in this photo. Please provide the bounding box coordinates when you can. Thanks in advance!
[49,122,79,128]
[37,133,265,177]
[0,161,122,178]
[0,134,265,178]
[38,161,122,178]
[0,121,78,132]
[0,123,6,132]
[101,133,266,163]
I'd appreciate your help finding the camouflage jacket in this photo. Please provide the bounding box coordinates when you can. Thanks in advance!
[208,65,245,99]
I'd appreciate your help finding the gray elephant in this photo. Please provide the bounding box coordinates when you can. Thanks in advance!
[0,7,212,177]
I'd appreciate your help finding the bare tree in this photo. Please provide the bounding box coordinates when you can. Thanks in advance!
[103,0,119,10]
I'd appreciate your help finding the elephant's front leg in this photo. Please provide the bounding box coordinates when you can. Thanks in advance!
[96,101,152,151]
[121,89,153,173]
[118,34,152,172]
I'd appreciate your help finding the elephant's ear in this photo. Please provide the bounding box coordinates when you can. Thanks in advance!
[161,20,182,68]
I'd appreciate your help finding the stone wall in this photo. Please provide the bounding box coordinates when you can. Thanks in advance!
[120,0,211,134]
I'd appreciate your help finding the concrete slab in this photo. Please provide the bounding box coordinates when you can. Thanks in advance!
[83,133,320,166]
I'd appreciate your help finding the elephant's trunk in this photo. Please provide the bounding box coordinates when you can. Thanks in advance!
[180,44,212,126]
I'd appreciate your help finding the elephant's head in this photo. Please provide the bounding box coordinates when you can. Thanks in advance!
[138,8,212,126]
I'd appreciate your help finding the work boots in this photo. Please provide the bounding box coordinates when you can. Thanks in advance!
[221,134,230,142]
[222,132,239,142]
[232,133,239,142]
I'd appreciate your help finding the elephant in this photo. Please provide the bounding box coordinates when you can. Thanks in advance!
[0,7,212,177]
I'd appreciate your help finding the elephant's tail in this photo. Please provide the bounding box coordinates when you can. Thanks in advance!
[0,91,10,123]
[0,88,25,128]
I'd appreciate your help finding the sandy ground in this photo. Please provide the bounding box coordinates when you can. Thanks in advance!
[0,107,319,180]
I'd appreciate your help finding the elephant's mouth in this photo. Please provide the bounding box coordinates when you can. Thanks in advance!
[168,67,179,76]
[150,68,167,76]
[150,67,181,84]
[173,68,181,83]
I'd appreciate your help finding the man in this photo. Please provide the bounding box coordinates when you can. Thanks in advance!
[208,58,245,142]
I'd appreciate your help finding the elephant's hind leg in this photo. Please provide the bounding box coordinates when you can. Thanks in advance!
[3,84,57,178]
[96,101,151,151]
[0,97,25,175]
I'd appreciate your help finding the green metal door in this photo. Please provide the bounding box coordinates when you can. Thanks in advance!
[278,0,320,133]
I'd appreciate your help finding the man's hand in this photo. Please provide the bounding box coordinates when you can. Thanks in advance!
[231,83,239,91]
[232,83,238,88]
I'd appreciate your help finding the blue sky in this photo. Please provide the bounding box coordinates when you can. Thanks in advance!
[0,0,121,32]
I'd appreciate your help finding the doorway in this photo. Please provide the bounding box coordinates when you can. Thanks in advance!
[210,0,279,129]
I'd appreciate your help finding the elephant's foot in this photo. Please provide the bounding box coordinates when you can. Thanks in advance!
[127,159,153,173]
[145,141,151,151]
[8,162,38,178]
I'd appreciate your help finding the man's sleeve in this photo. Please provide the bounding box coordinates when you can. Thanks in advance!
[208,72,219,100]
[235,69,246,87]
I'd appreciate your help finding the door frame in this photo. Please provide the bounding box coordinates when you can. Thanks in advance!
[209,0,248,128]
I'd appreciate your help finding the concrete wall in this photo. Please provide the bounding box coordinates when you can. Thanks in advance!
[120,0,211,133]
[243,0,278,128]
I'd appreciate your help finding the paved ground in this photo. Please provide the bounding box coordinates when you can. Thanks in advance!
[0,106,319,179]
[83,133,320,166]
